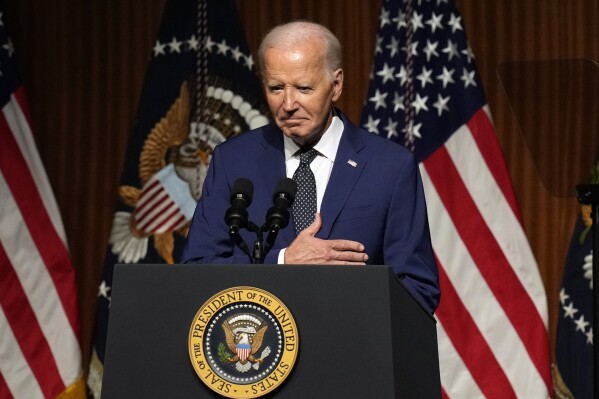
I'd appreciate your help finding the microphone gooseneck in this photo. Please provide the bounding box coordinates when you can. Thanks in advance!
[224,177,296,264]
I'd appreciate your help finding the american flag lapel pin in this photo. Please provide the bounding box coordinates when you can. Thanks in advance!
[347,159,357,167]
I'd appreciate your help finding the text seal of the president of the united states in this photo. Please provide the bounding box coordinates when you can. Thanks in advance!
[188,286,299,398]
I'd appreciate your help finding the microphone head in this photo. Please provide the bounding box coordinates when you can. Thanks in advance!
[273,178,297,206]
[231,178,254,206]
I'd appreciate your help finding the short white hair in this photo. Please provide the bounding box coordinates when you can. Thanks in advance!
[257,20,343,82]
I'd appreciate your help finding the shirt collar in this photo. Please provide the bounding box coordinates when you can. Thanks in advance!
[283,116,344,162]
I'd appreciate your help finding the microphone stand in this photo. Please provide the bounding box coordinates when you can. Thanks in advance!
[247,221,282,264]
[575,183,599,399]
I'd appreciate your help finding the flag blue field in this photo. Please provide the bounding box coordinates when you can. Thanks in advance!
[86,1,268,396]
[555,160,597,398]
[361,0,552,396]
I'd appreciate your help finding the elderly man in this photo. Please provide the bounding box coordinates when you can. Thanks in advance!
[182,21,440,314]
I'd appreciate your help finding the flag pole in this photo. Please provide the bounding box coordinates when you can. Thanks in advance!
[576,183,599,399]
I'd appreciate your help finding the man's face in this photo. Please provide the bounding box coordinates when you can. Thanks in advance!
[263,40,343,147]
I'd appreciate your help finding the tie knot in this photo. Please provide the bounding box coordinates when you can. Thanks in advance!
[298,148,319,165]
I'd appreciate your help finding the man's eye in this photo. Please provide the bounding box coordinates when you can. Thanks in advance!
[268,86,283,92]
[298,87,312,93]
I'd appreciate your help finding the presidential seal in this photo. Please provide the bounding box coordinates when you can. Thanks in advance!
[189,287,299,398]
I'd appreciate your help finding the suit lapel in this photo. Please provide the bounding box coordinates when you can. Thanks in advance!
[318,116,366,239]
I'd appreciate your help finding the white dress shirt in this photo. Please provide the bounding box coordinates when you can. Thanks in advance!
[282,115,344,211]
[278,116,344,263]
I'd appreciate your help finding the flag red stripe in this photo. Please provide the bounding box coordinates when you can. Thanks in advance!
[136,190,169,223]
[425,146,551,391]
[138,201,177,231]
[0,243,65,398]
[0,110,80,337]
[152,206,184,232]
[467,109,522,222]
[136,181,164,213]
[0,371,13,399]
[435,260,516,397]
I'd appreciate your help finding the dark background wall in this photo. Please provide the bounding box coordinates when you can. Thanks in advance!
[5,0,598,371]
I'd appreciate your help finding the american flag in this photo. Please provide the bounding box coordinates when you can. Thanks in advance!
[0,8,84,399]
[87,0,267,396]
[361,0,552,396]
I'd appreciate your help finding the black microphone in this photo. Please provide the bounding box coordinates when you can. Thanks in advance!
[225,178,254,231]
[266,178,297,231]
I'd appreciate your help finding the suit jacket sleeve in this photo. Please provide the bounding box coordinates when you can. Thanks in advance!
[384,155,440,314]
[181,145,253,264]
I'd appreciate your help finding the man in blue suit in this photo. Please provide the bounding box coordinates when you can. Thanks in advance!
[182,21,440,314]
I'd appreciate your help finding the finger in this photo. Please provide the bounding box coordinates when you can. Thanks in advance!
[327,260,367,266]
[301,212,322,236]
[330,239,366,252]
[333,251,369,263]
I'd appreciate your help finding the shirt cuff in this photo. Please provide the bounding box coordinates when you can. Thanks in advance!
[277,248,287,264]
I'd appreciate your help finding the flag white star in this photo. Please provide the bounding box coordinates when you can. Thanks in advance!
[204,36,215,52]
[562,302,578,318]
[416,66,434,88]
[586,328,593,344]
[403,121,423,141]
[3,39,14,57]
[363,115,381,134]
[216,39,229,55]
[423,40,439,61]
[386,36,400,58]
[98,280,111,299]
[392,9,408,30]
[462,45,475,63]
[369,89,388,110]
[168,37,182,53]
[436,66,455,88]
[230,46,243,62]
[375,35,384,54]
[411,93,429,114]
[559,288,570,305]
[574,315,589,332]
[379,7,391,28]
[442,39,459,61]
[402,41,419,57]
[384,118,399,139]
[396,65,409,86]
[425,12,444,33]
[393,92,405,112]
[187,35,199,51]
[461,68,477,88]
[153,40,166,56]
[448,13,464,33]
[433,94,451,116]
[377,63,396,84]
[244,55,254,70]
[411,11,425,33]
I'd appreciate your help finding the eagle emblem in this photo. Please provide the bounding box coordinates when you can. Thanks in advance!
[108,80,268,264]
[221,314,271,373]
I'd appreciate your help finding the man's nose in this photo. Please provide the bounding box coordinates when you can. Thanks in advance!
[282,89,298,111]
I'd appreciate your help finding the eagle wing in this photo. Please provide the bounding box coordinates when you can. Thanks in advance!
[222,322,237,353]
[251,325,268,354]
[138,81,190,185]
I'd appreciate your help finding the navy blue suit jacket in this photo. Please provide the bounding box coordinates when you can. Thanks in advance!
[182,112,440,313]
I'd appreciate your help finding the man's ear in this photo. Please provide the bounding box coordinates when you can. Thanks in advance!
[331,68,344,101]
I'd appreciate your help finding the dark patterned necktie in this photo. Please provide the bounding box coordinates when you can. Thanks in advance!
[292,148,319,234]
